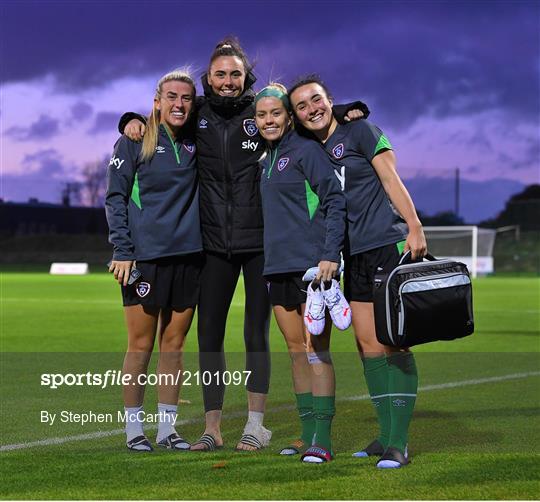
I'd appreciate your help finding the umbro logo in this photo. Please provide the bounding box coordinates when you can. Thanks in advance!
[109,155,125,169]
[155,146,165,154]
[198,118,208,129]
[392,399,407,407]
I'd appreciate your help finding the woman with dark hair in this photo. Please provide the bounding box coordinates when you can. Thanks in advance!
[288,75,427,468]
[106,69,201,452]
[119,39,369,452]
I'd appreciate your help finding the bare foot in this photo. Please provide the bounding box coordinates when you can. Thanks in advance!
[236,440,257,451]
[235,423,271,451]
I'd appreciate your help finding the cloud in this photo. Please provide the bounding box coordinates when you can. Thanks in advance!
[87,112,121,135]
[2,2,537,130]
[23,149,69,177]
[70,101,94,121]
[2,149,76,203]
[4,114,60,141]
[254,3,540,128]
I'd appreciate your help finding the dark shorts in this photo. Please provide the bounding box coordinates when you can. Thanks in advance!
[344,241,405,302]
[121,253,202,310]
[266,272,308,307]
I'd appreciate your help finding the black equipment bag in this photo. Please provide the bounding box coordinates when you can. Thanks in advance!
[373,251,474,347]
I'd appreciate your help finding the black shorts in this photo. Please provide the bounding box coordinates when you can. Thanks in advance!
[344,241,405,302]
[266,273,308,307]
[121,253,202,310]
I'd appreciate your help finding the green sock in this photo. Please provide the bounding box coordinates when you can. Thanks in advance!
[387,352,418,453]
[362,355,391,448]
[312,395,335,452]
[295,392,315,445]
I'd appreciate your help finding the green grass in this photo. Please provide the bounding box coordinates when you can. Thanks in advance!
[1,273,539,499]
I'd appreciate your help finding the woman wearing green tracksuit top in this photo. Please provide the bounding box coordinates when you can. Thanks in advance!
[255,84,347,463]
[105,69,202,452]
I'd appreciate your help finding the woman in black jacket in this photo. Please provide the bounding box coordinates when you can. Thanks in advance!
[123,39,272,451]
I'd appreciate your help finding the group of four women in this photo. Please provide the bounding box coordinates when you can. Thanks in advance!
[105,37,426,468]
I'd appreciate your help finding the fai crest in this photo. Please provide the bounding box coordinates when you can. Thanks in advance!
[277,157,290,171]
[243,119,258,137]
[183,141,195,154]
[136,282,151,298]
[332,143,344,159]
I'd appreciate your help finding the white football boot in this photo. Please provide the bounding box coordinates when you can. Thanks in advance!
[322,279,352,330]
[304,280,326,335]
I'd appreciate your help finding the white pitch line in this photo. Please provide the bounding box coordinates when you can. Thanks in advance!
[344,371,540,401]
[1,370,539,452]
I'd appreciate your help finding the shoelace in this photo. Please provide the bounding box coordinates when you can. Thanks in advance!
[324,284,342,309]
[310,286,326,319]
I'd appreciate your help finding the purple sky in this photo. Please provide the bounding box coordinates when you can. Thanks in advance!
[1,0,539,219]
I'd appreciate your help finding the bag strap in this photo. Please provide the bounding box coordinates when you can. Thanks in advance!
[398,250,437,265]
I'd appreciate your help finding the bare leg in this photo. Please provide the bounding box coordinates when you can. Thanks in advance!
[351,301,402,357]
[273,305,312,394]
[156,307,194,405]
[304,308,335,397]
[122,304,159,407]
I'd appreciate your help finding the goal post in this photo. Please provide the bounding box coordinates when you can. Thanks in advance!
[423,226,497,278]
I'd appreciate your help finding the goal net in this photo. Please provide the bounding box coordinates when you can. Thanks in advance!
[423,226,497,278]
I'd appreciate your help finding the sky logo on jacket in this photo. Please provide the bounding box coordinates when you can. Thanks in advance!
[242,140,258,151]
[109,155,125,169]
[332,143,344,159]
[277,157,289,171]
[243,119,258,137]
[183,141,195,154]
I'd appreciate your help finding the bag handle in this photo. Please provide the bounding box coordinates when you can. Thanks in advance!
[398,249,437,265]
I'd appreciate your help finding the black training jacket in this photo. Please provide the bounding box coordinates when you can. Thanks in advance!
[195,74,265,255]
[260,131,346,275]
[105,125,202,261]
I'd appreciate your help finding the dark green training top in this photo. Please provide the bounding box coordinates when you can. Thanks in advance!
[105,125,202,261]
[323,120,408,255]
[260,130,346,275]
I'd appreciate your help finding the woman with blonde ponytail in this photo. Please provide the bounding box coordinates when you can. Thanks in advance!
[105,69,203,452]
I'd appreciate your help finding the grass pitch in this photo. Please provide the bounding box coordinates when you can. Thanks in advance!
[1,273,539,499]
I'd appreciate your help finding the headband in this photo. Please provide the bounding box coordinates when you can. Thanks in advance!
[255,87,290,110]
